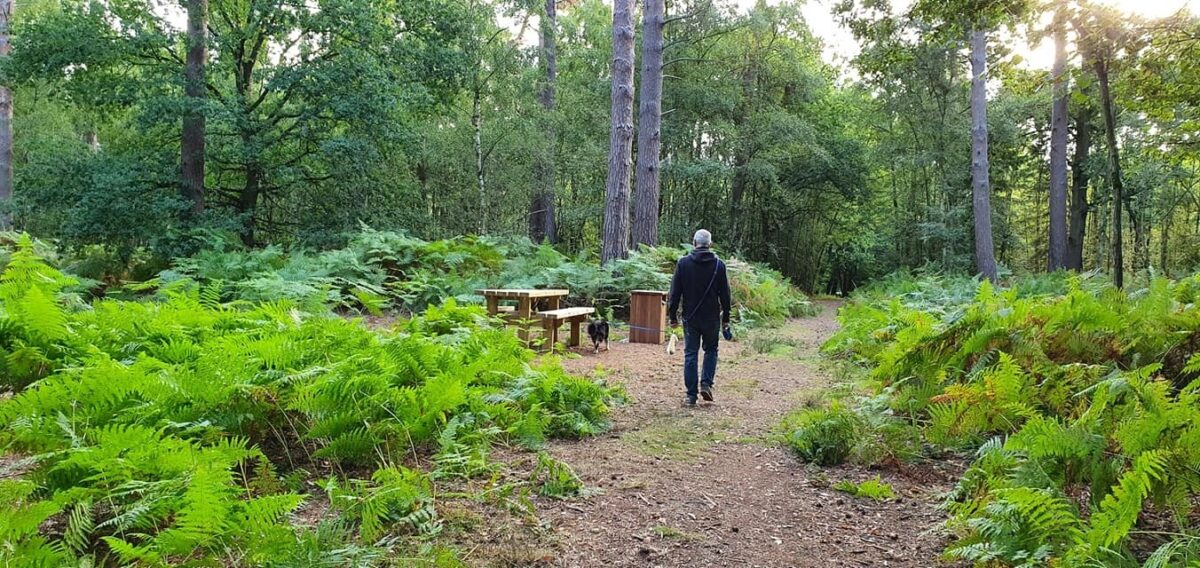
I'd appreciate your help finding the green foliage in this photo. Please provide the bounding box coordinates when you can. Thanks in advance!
[146,229,814,328]
[826,273,1200,565]
[529,452,587,499]
[8,0,473,246]
[326,466,441,540]
[781,403,863,466]
[0,242,624,564]
[833,477,896,501]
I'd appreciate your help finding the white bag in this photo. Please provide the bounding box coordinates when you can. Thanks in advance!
[666,332,678,355]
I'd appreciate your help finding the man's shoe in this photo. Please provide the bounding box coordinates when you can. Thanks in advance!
[700,385,714,402]
[681,397,697,408]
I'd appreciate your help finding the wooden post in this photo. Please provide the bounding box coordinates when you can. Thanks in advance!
[517,298,532,345]
[542,317,558,349]
[486,295,499,315]
[569,319,581,347]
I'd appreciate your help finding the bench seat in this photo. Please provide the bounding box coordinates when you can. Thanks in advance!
[536,307,596,348]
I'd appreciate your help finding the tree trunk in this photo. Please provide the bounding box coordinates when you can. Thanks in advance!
[472,88,486,235]
[0,0,12,230]
[632,0,664,248]
[1160,215,1169,274]
[237,159,263,247]
[181,0,207,217]
[729,60,757,249]
[1067,104,1091,270]
[601,0,635,263]
[1095,58,1124,288]
[530,0,558,244]
[1047,8,1069,271]
[1127,197,1147,272]
[969,29,998,282]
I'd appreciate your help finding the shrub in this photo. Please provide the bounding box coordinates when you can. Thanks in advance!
[823,272,1200,565]
[782,403,863,466]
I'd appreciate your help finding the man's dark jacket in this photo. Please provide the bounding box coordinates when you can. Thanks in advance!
[668,247,732,328]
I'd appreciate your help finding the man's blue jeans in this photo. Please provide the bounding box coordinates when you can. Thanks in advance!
[683,321,720,400]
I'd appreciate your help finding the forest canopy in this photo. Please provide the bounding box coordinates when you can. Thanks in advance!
[1,0,1198,292]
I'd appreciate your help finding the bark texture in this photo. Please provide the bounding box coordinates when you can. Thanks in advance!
[1048,8,1069,271]
[473,90,485,234]
[530,0,558,243]
[1095,58,1124,288]
[601,0,635,263]
[1068,105,1091,270]
[969,29,998,282]
[0,0,12,230]
[632,0,664,248]
[182,0,207,217]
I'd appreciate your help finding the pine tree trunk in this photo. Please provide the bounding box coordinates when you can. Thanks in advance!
[1095,59,1124,288]
[0,0,13,230]
[1048,8,1069,271]
[969,29,998,282]
[472,88,486,234]
[530,0,558,244]
[632,0,664,248]
[601,0,635,263]
[1067,104,1091,270]
[181,0,207,217]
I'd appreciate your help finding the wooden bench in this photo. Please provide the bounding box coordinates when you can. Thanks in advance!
[537,307,595,348]
[489,305,516,323]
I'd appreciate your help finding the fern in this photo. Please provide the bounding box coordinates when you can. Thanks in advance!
[0,241,623,564]
[530,452,587,499]
[825,272,1200,564]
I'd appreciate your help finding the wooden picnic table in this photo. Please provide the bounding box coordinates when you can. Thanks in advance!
[476,288,570,343]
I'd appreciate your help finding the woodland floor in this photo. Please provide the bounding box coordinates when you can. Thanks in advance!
[451,301,964,568]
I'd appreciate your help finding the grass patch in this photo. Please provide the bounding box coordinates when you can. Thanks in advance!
[749,333,799,357]
[724,377,760,399]
[624,416,742,461]
[653,525,701,541]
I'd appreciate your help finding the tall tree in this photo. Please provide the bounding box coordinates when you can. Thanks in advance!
[601,0,635,262]
[1047,4,1069,270]
[181,0,207,217]
[1076,5,1133,287]
[1067,103,1092,270]
[632,0,664,247]
[969,28,998,282]
[911,0,1028,282]
[530,0,558,243]
[0,0,11,230]
[1096,58,1124,288]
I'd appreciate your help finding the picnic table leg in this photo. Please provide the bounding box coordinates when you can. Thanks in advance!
[543,318,558,351]
[569,319,581,347]
[517,298,532,346]
[486,296,499,316]
[548,296,561,310]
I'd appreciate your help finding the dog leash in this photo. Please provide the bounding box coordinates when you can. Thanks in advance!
[623,323,668,334]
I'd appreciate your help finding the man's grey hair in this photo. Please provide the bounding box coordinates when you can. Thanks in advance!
[693,229,712,248]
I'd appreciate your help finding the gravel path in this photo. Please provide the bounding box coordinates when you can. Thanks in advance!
[526,301,959,568]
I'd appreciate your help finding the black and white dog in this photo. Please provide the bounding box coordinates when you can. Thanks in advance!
[586,318,610,353]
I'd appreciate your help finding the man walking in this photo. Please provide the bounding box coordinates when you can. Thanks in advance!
[668,229,732,407]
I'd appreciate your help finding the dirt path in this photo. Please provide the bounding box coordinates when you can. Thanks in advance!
[522,301,957,568]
